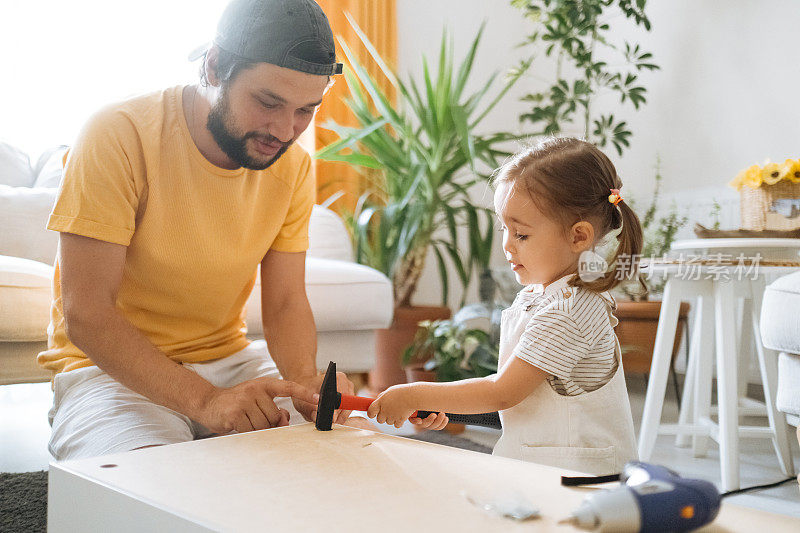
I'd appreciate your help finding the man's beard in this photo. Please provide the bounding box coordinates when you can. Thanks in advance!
[206,89,292,171]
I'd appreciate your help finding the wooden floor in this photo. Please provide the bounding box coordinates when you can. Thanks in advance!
[2,375,799,518]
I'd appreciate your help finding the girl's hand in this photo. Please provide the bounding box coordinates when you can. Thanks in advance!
[409,411,449,431]
[366,385,417,428]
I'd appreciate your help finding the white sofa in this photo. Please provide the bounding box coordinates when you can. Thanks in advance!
[761,271,800,428]
[0,142,393,385]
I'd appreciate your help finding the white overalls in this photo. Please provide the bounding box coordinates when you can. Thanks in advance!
[492,292,638,475]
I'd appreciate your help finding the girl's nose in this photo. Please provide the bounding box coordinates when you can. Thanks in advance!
[502,232,515,255]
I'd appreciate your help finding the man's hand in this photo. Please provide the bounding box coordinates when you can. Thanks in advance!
[197,377,318,434]
[295,372,354,424]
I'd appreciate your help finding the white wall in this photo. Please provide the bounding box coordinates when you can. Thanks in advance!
[612,0,800,194]
[397,0,800,308]
[0,1,227,158]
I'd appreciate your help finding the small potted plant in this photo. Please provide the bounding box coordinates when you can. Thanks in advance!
[402,319,499,433]
[614,163,690,395]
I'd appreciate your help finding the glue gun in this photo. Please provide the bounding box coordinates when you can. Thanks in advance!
[561,462,721,532]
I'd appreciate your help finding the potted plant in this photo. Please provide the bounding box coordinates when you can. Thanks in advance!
[402,319,499,381]
[619,160,689,299]
[614,163,690,398]
[316,16,528,392]
[402,319,499,433]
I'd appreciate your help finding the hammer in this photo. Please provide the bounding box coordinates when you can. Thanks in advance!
[314,361,502,431]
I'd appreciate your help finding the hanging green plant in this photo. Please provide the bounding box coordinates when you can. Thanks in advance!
[511,0,659,155]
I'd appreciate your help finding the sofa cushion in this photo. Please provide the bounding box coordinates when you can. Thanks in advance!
[0,142,35,187]
[0,255,53,341]
[245,257,392,335]
[307,205,354,262]
[33,145,69,188]
[0,185,59,265]
[761,270,800,354]
[0,193,346,268]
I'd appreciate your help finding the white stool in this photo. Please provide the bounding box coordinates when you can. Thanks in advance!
[637,262,798,491]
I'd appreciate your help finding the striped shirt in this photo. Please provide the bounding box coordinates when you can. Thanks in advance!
[511,275,619,396]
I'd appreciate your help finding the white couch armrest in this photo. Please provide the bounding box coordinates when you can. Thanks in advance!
[0,255,53,341]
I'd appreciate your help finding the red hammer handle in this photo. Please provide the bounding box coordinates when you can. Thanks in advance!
[338,394,422,418]
[338,394,375,412]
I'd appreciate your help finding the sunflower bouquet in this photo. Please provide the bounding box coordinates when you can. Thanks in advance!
[729,159,800,190]
[729,159,800,231]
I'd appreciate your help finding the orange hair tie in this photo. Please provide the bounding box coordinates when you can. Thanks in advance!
[608,189,623,206]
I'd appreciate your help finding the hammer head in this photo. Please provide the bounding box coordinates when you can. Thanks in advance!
[314,361,341,431]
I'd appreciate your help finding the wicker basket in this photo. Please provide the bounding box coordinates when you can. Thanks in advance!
[740,180,800,231]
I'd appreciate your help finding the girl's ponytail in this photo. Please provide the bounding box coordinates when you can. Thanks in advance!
[611,199,644,290]
[574,198,643,294]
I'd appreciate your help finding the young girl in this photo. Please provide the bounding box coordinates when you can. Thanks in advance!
[367,137,643,475]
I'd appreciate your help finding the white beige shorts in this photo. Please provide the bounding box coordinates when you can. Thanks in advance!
[48,340,303,461]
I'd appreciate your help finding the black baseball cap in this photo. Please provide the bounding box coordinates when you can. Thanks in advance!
[189,0,343,76]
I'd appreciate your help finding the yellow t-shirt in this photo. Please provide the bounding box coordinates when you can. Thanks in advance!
[38,85,315,375]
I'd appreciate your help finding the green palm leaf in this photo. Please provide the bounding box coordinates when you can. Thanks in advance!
[315,18,526,306]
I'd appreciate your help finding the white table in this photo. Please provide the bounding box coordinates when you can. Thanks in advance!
[48,424,800,532]
[671,238,800,260]
[638,237,800,491]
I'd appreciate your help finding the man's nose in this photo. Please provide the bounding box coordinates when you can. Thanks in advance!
[270,109,295,143]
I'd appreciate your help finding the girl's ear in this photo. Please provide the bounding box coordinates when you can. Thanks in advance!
[570,221,595,253]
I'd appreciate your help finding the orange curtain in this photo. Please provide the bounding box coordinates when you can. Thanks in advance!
[314,0,397,213]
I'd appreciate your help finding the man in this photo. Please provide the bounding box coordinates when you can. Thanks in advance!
[38,0,388,460]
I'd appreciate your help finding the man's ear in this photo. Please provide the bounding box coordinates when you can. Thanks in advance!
[570,221,595,253]
[322,75,336,95]
[204,46,221,87]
